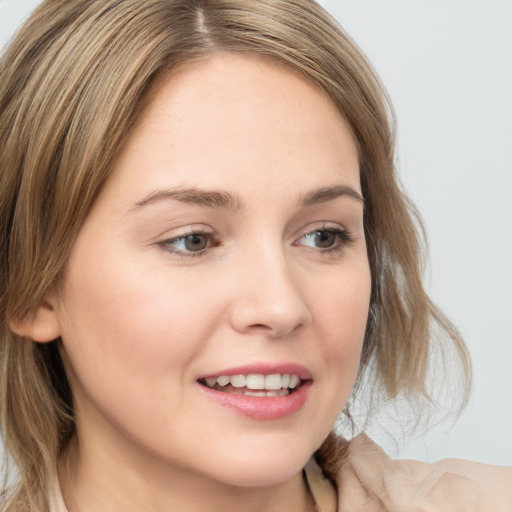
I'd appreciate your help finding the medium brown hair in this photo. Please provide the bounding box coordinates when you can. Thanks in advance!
[0,0,470,509]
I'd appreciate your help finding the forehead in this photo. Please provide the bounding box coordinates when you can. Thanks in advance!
[100,53,360,207]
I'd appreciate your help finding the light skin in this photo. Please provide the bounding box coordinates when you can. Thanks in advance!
[17,55,371,511]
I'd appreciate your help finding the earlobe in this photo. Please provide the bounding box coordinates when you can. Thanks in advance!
[9,298,61,343]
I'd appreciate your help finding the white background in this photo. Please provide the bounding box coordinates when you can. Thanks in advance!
[1,0,511,466]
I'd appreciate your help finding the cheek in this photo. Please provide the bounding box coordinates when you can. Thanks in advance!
[310,264,371,381]
[298,264,370,448]
[55,248,225,395]
[55,258,230,449]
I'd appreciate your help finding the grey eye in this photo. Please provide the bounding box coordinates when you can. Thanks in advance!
[308,230,336,248]
[182,234,209,252]
[301,230,339,249]
[162,232,214,255]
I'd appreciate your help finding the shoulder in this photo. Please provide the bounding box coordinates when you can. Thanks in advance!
[334,434,512,512]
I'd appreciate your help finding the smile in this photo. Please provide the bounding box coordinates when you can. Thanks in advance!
[199,373,302,397]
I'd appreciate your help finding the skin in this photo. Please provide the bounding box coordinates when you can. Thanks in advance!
[23,55,371,512]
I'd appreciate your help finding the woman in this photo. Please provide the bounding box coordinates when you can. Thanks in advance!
[0,1,510,511]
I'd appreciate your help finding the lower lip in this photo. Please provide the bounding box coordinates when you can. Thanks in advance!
[198,382,311,420]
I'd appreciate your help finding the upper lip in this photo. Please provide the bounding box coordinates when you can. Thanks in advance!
[197,362,312,381]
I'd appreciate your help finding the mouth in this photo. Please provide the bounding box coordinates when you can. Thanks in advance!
[198,373,304,397]
[197,366,312,419]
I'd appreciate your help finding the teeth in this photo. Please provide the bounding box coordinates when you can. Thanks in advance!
[266,389,289,397]
[230,375,246,388]
[217,375,230,386]
[264,374,282,390]
[205,377,217,387]
[289,374,300,388]
[204,373,302,391]
[245,389,290,397]
[246,374,265,390]
[245,390,267,397]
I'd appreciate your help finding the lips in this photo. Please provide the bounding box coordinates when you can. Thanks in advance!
[197,364,312,420]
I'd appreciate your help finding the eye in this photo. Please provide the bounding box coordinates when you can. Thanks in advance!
[297,227,351,252]
[159,230,219,257]
[178,233,209,252]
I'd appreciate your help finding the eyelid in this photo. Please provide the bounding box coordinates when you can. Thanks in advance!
[293,221,345,240]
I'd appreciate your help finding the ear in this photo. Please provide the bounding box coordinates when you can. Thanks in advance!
[9,296,61,343]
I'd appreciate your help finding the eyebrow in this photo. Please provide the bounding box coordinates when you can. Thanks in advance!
[299,185,364,207]
[131,183,364,213]
[131,187,244,213]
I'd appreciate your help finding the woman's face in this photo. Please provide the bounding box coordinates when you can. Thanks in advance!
[51,55,371,487]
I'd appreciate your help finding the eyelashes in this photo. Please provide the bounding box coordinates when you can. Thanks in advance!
[158,225,354,259]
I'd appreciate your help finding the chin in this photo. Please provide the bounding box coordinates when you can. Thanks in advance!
[195,440,314,488]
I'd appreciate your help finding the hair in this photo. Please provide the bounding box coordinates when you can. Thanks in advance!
[0,0,471,510]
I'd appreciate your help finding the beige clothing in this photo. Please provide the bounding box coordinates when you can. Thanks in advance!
[306,435,512,512]
[49,434,512,512]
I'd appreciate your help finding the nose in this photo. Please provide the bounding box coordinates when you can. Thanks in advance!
[228,245,312,338]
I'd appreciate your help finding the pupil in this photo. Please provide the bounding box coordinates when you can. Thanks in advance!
[315,231,335,248]
[185,234,207,251]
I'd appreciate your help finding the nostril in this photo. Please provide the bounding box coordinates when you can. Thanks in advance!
[247,323,278,336]
[248,322,304,338]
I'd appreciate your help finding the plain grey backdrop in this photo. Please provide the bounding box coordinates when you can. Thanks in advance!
[1,0,511,466]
